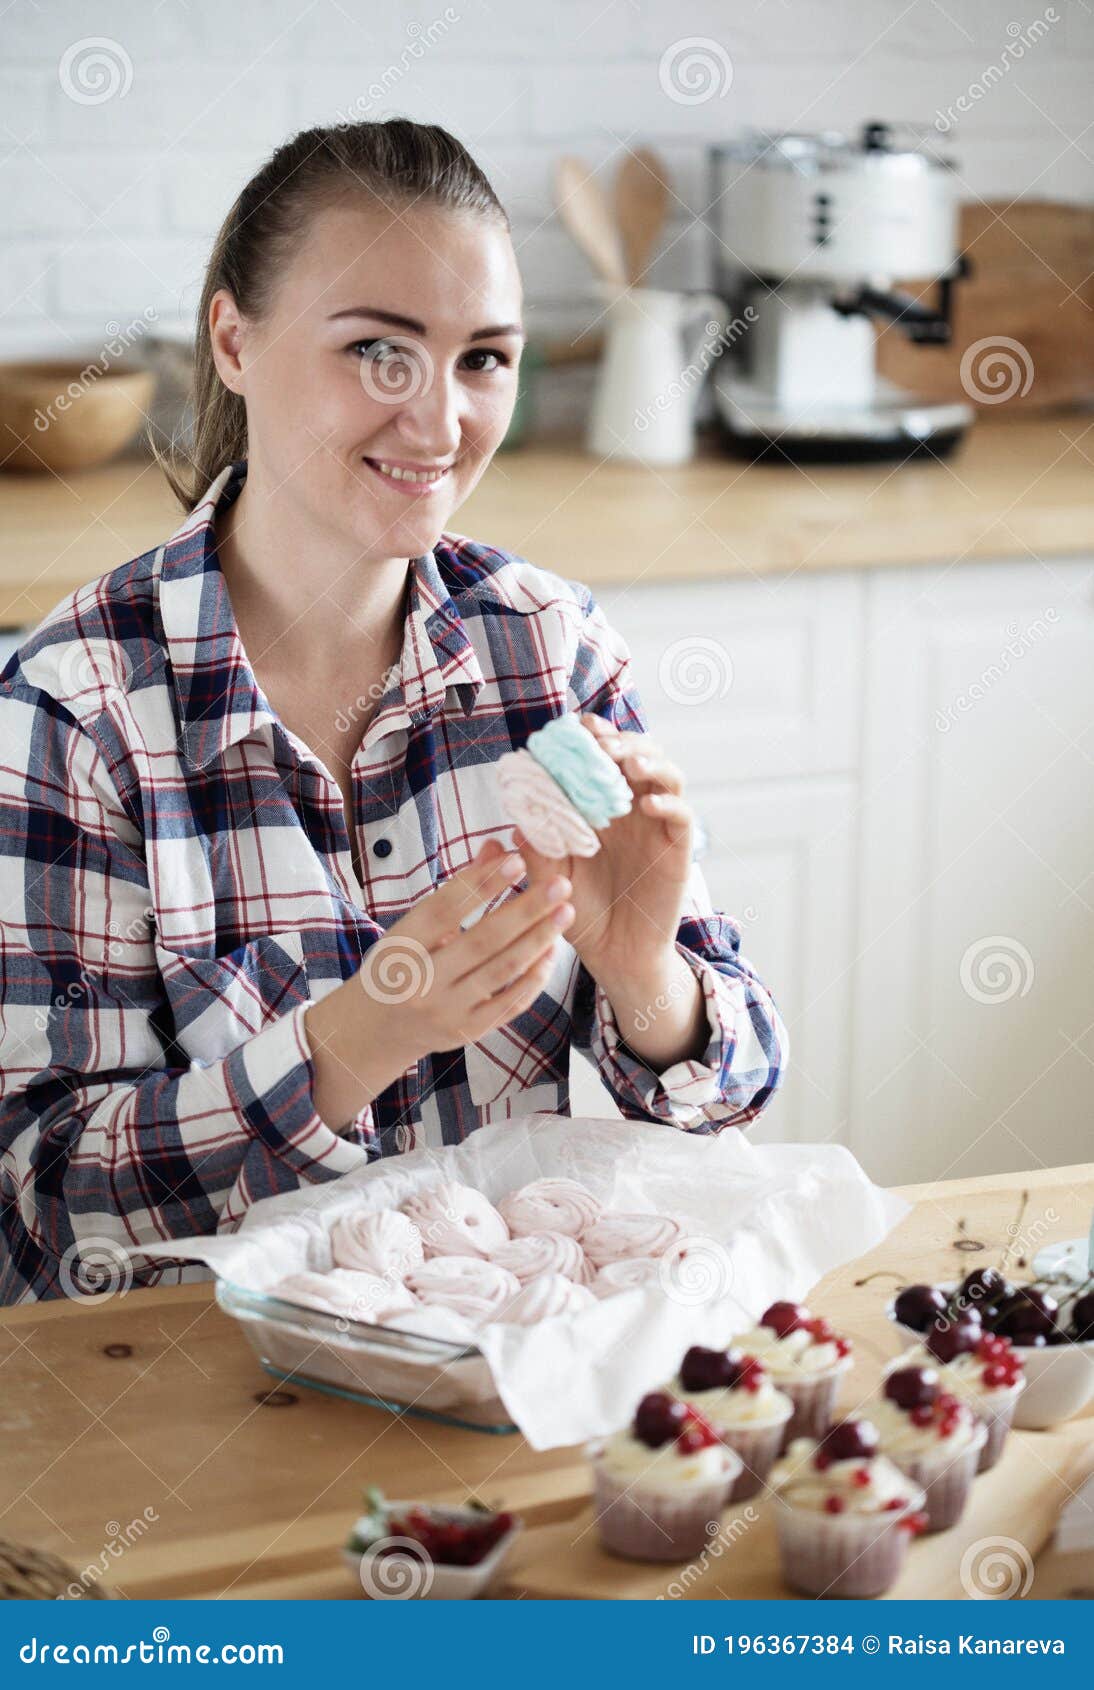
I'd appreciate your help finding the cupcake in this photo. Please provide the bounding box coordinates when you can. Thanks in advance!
[589,1392,741,1562]
[666,1346,794,1502]
[889,1317,1025,1471]
[871,1365,987,1530]
[770,1418,927,1598]
[732,1301,853,1446]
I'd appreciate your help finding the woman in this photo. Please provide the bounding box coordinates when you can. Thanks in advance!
[0,121,787,1304]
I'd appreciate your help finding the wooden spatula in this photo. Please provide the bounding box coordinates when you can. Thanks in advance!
[615,147,671,286]
[553,155,629,289]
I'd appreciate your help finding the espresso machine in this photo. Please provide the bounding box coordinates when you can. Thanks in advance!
[706,122,973,460]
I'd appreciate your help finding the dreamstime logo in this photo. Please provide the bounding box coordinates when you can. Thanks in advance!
[959,936,1034,1005]
[960,1535,1034,1599]
[58,37,133,104]
[658,1236,734,1306]
[935,10,1060,132]
[935,609,1059,733]
[56,638,133,703]
[658,636,733,707]
[359,336,435,405]
[358,1537,435,1598]
[57,1509,159,1599]
[657,1505,759,1598]
[634,308,756,434]
[336,11,461,121]
[359,936,435,1005]
[959,336,1034,404]
[333,661,401,735]
[33,309,159,433]
[58,1237,134,1301]
[658,37,733,105]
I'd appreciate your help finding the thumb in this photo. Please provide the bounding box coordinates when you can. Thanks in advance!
[510,824,566,889]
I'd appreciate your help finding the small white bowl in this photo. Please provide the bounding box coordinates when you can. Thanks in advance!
[884,1287,1094,1429]
[342,1502,521,1599]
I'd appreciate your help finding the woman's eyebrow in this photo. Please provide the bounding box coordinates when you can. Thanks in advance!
[327,306,526,341]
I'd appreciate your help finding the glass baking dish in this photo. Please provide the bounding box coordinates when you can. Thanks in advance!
[215,1277,518,1434]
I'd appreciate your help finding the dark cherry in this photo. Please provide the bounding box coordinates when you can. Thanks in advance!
[634,1392,688,1449]
[996,1286,1058,1339]
[884,1365,939,1411]
[959,1267,1010,1307]
[679,1345,743,1393]
[925,1317,982,1364]
[1008,1330,1048,1349]
[820,1418,879,1462]
[893,1284,947,1332]
[1046,1327,1071,1346]
[1070,1292,1094,1343]
[761,1301,809,1338]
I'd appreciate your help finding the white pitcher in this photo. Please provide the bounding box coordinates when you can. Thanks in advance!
[586,285,726,466]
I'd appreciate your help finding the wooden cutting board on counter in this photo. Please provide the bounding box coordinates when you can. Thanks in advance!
[504,1421,1094,1599]
[876,200,1094,413]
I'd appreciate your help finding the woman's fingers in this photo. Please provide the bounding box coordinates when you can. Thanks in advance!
[464,899,573,1003]
[409,839,524,946]
[460,942,560,1040]
[446,873,573,989]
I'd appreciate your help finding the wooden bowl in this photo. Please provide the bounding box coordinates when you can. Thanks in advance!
[0,359,156,473]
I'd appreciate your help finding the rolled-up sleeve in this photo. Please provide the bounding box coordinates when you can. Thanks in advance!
[564,592,789,1132]
[0,686,367,1301]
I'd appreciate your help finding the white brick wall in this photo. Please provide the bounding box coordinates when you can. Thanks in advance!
[2,0,1091,371]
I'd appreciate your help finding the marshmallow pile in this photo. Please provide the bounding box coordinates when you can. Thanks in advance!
[270,1176,692,1343]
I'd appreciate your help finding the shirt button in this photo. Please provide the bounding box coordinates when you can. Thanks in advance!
[373,837,393,858]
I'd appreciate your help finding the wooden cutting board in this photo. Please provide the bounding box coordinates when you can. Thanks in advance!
[876,200,1094,413]
[507,1419,1094,1599]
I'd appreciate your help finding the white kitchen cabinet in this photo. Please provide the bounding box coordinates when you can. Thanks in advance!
[849,556,1094,1186]
[573,555,1094,1187]
[571,570,865,1148]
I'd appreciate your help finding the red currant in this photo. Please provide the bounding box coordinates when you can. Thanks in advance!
[824,1495,845,1514]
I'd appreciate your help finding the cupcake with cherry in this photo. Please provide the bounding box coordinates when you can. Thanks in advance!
[589,1391,742,1562]
[732,1301,853,1446]
[886,1314,1025,1471]
[664,1345,794,1501]
[870,1364,987,1530]
[770,1417,927,1598]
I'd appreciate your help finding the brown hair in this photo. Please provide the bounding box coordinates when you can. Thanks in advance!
[151,118,509,511]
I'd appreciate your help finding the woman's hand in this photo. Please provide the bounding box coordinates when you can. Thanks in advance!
[509,715,710,1071]
[510,714,694,995]
[305,839,575,1130]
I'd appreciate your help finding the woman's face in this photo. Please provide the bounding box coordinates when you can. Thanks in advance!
[211,196,524,562]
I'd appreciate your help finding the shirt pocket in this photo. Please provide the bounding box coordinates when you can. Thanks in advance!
[464,943,577,1116]
[154,930,311,1065]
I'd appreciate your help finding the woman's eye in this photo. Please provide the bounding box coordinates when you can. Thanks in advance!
[462,348,511,372]
[350,338,400,362]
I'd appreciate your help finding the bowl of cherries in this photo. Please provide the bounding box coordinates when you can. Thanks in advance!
[343,1486,521,1598]
[888,1267,1094,1430]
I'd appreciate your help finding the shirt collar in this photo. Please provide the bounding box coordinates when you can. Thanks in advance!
[157,459,484,770]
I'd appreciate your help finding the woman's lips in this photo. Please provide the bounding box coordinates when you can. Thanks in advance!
[362,456,451,496]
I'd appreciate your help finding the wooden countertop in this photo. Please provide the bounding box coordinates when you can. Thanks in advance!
[1,1161,1091,1601]
[1,416,1091,628]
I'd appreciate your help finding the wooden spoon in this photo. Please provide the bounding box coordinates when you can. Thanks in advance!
[614,147,671,286]
[553,156,629,289]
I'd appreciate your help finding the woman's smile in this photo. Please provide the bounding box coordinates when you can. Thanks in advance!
[361,454,455,495]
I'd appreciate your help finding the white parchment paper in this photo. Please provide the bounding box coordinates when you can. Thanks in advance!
[133,1113,907,1449]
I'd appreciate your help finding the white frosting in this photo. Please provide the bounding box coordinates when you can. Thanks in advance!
[581,1211,682,1268]
[771,1439,918,1514]
[595,1428,735,1497]
[328,1208,424,1278]
[405,1255,520,1322]
[271,1269,415,1324]
[490,1230,593,1285]
[733,1324,845,1377]
[401,1181,509,1258]
[665,1374,793,1429]
[492,1272,597,1325]
[869,1393,981,1456]
[890,1343,1025,1408]
[499,1178,603,1239]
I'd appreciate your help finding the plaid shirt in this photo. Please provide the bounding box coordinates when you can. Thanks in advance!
[0,460,787,1304]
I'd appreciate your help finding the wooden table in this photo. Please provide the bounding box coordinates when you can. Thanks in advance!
[1,1163,1092,1600]
[1,415,1091,627]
